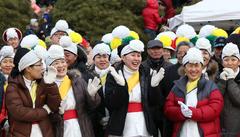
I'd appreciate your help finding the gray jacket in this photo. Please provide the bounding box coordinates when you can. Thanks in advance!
[217,70,240,137]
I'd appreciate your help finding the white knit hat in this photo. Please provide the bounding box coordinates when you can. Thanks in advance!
[50,20,69,37]
[195,37,212,55]
[45,45,65,66]
[222,43,240,59]
[0,46,15,62]
[121,40,144,56]
[18,50,41,71]
[2,28,22,43]
[92,43,111,58]
[182,47,204,66]
[59,36,78,55]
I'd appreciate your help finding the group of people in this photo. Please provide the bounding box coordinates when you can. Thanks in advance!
[0,18,240,137]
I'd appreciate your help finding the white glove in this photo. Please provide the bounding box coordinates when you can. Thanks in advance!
[43,66,57,84]
[220,71,228,80]
[223,68,236,79]
[100,116,109,127]
[151,68,165,87]
[109,66,125,86]
[3,120,9,130]
[43,105,51,114]
[87,77,102,97]
[59,100,67,115]
[178,101,192,118]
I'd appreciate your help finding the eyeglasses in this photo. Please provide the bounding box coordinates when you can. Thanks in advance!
[31,63,43,67]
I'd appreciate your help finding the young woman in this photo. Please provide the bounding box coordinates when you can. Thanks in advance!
[2,28,22,51]
[164,47,223,137]
[105,40,163,137]
[46,44,101,137]
[0,45,15,136]
[5,47,61,137]
[217,43,240,137]
[195,38,218,81]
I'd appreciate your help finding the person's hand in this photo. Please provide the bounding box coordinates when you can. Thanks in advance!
[100,116,109,127]
[43,66,57,84]
[43,105,51,114]
[178,101,192,118]
[59,100,67,115]
[220,71,228,81]
[151,68,165,87]
[109,66,125,86]
[87,77,102,96]
[224,68,236,80]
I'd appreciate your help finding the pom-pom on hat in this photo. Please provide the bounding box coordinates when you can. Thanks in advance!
[121,40,144,56]
[195,37,212,55]
[50,19,69,37]
[92,43,111,59]
[20,34,39,49]
[45,45,65,66]
[2,28,22,43]
[112,25,130,39]
[222,43,240,60]
[176,24,196,39]
[198,25,216,38]
[182,47,204,66]
[0,46,15,62]
[59,36,78,55]
[101,33,113,44]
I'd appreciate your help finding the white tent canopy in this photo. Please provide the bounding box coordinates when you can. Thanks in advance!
[168,0,240,31]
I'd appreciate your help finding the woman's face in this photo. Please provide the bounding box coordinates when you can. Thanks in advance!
[94,54,110,70]
[122,52,142,71]
[64,50,78,67]
[0,57,14,75]
[201,49,211,68]
[222,56,240,72]
[27,61,44,80]
[7,37,19,49]
[184,63,203,81]
[51,59,68,78]
[163,48,172,61]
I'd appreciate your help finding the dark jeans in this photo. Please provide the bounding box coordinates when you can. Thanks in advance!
[144,28,157,40]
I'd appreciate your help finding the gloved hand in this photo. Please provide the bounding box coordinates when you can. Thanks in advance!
[43,105,51,114]
[100,116,109,127]
[87,77,102,97]
[3,119,9,130]
[151,68,165,87]
[59,100,67,115]
[223,68,236,80]
[178,101,192,118]
[220,71,228,81]
[109,66,125,86]
[43,66,57,84]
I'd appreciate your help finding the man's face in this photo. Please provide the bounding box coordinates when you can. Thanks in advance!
[147,47,163,59]
[51,31,67,44]
[214,47,223,60]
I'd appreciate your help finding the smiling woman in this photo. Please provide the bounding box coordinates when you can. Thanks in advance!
[164,47,223,137]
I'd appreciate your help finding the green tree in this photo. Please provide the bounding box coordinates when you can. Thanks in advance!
[53,0,147,43]
[0,0,32,44]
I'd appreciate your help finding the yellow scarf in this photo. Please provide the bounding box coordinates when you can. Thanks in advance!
[186,78,200,93]
[59,75,72,100]
[30,82,38,103]
[127,72,140,93]
[4,82,8,92]
[100,74,107,86]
